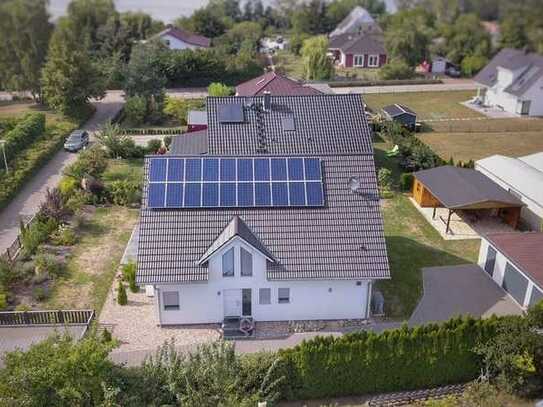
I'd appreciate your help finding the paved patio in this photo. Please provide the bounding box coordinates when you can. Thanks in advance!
[409,197,515,240]
[409,265,523,325]
[461,100,518,118]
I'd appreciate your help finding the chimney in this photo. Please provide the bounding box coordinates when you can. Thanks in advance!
[263,91,271,112]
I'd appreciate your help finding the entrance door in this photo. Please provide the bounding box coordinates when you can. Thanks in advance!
[521,100,531,115]
[242,288,252,316]
[223,289,242,317]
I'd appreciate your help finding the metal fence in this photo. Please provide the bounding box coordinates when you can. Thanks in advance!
[0,214,36,263]
[0,309,94,326]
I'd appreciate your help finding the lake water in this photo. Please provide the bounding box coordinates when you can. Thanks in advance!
[49,0,396,23]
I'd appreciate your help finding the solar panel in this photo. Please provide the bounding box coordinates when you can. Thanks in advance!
[218,104,244,123]
[147,157,325,209]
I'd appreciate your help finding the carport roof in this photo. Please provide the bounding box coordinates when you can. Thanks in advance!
[414,165,524,209]
[485,232,543,289]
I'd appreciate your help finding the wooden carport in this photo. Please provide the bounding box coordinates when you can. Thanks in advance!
[412,166,524,234]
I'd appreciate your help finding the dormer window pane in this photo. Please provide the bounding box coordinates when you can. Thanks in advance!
[241,247,253,276]
[222,248,234,277]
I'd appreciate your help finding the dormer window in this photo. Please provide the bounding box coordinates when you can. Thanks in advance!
[222,247,234,277]
[240,247,253,276]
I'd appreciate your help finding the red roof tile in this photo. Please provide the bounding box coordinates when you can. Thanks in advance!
[485,232,543,288]
[235,72,322,96]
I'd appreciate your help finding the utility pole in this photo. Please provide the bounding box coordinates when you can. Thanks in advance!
[0,140,7,174]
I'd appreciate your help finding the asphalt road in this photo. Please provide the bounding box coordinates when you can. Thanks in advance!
[0,91,124,254]
[333,79,479,94]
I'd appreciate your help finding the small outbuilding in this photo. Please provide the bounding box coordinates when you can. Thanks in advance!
[412,166,524,234]
[382,104,417,130]
[187,110,208,133]
[479,232,543,309]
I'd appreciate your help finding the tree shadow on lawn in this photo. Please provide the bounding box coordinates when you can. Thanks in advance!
[377,235,475,321]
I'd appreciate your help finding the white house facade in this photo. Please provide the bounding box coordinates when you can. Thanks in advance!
[474,48,543,116]
[478,233,543,309]
[155,236,371,325]
[147,26,211,51]
[476,153,543,231]
[136,95,390,331]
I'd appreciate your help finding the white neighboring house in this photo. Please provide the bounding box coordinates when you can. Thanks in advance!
[260,36,288,52]
[474,48,543,116]
[476,153,543,231]
[136,95,390,329]
[478,232,543,309]
[146,25,210,50]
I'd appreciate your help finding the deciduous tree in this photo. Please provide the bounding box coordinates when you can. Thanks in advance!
[301,36,334,80]
[0,0,52,99]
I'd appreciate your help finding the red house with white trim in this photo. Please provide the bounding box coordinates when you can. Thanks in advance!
[329,33,387,69]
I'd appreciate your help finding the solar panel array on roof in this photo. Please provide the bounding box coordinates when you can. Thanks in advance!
[147,157,324,209]
[218,104,244,123]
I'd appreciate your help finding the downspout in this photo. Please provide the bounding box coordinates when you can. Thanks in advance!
[365,280,373,319]
[155,286,163,326]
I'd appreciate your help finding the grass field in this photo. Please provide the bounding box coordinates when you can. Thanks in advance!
[374,141,480,318]
[44,206,138,313]
[419,131,543,162]
[364,90,480,120]
[0,101,65,124]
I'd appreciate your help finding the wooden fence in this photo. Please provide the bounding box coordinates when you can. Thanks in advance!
[0,309,94,326]
[0,214,36,263]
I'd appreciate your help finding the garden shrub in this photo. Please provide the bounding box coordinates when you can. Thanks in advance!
[39,188,68,222]
[378,168,393,195]
[50,224,77,246]
[279,317,500,400]
[15,303,31,311]
[34,253,65,278]
[208,82,234,96]
[2,112,45,159]
[58,177,79,200]
[163,135,172,148]
[0,292,7,310]
[122,262,138,293]
[145,138,162,154]
[65,190,91,213]
[400,173,414,191]
[20,217,58,256]
[106,180,141,206]
[124,95,148,126]
[117,281,127,305]
[64,145,108,181]
[31,286,49,301]
[163,96,205,125]
[379,59,415,80]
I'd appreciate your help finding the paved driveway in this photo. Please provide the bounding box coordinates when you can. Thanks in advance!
[409,265,523,325]
[0,91,124,254]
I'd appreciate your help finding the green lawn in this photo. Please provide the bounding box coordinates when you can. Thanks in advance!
[364,90,480,121]
[0,100,67,125]
[102,158,144,185]
[43,206,139,314]
[274,51,305,80]
[374,141,480,319]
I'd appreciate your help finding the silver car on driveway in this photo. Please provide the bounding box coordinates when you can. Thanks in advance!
[64,130,89,152]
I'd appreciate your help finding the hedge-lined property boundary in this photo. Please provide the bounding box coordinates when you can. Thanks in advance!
[0,121,76,210]
[2,113,45,158]
[328,78,443,88]
[279,317,498,400]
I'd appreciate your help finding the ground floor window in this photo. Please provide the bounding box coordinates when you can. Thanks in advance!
[368,55,379,67]
[259,288,271,304]
[163,291,180,310]
[278,288,290,304]
[353,55,364,67]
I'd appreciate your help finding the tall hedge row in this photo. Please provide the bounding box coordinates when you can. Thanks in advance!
[3,113,46,159]
[279,317,499,400]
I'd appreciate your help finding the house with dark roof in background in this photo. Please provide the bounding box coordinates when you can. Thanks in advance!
[478,232,543,309]
[136,93,390,329]
[328,6,386,69]
[474,48,543,116]
[235,72,322,96]
[147,24,210,50]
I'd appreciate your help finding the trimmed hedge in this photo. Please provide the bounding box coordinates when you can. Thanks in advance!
[0,121,76,210]
[279,317,499,400]
[3,113,45,158]
[328,78,443,88]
